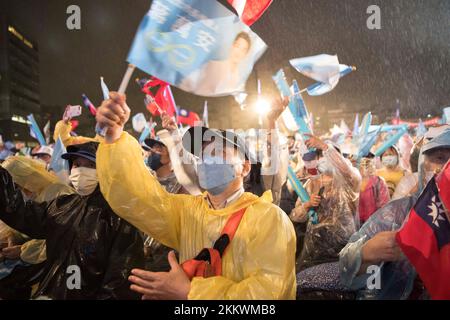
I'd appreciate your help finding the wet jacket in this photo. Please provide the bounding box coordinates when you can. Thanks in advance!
[97,132,297,300]
[290,145,361,271]
[0,167,144,300]
[339,196,418,300]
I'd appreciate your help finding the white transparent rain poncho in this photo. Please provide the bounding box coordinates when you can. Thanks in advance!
[291,144,361,271]
[339,146,430,299]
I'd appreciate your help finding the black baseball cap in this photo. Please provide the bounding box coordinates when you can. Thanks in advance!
[182,126,251,160]
[62,142,98,167]
[142,138,166,151]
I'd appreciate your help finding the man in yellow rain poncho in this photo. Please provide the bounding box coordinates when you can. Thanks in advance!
[95,93,296,300]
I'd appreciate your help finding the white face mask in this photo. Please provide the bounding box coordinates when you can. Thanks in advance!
[304,160,318,170]
[69,167,98,196]
[317,158,334,174]
[382,155,398,168]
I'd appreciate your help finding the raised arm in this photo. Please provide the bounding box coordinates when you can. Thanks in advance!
[96,93,191,250]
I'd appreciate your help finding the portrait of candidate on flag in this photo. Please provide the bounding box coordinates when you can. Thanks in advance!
[127,0,267,97]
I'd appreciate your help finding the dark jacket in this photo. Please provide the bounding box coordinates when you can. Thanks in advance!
[0,167,144,300]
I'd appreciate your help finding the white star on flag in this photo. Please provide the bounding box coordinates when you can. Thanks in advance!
[428,196,446,228]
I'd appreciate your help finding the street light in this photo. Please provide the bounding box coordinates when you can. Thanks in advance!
[255,98,271,126]
[255,98,270,115]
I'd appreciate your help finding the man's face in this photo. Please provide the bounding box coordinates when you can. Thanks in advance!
[72,156,96,170]
[201,141,250,183]
[34,154,51,165]
[201,140,244,165]
[150,144,170,165]
[229,38,250,65]
[423,148,450,174]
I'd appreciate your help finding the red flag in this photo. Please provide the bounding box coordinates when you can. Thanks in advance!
[138,77,177,117]
[396,161,450,300]
[228,0,273,26]
[81,94,97,117]
[70,120,79,132]
[177,108,201,127]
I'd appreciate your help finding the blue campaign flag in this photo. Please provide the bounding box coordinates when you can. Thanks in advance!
[132,113,148,133]
[27,114,47,146]
[100,77,110,100]
[290,54,355,96]
[374,126,408,157]
[306,65,355,96]
[416,120,427,138]
[139,122,157,144]
[357,127,381,159]
[360,112,372,138]
[272,69,312,138]
[127,0,267,97]
[49,136,70,184]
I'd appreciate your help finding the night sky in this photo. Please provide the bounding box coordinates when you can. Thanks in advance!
[3,0,450,134]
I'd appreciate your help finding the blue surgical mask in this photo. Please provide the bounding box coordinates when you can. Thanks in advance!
[197,156,238,196]
[148,154,164,171]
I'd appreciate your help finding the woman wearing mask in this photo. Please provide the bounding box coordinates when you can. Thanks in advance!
[358,157,390,224]
[290,134,361,271]
[377,146,407,197]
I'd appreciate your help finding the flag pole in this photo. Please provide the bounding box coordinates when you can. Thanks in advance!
[118,64,136,95]
[96,64,136,136]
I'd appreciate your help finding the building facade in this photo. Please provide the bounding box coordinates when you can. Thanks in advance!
[0,15,41,143]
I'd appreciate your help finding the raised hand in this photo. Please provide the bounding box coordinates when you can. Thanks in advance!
[96,92,131,143]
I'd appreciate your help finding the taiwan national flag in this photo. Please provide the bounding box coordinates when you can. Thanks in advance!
[139,78,177,118]
[396,161,450,300]
[177,108,201,127]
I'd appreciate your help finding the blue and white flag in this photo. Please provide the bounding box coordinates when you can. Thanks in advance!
[290,54,355,96]
[100,77,110,100]
[127,0,267,97]
[416,120,427,138]
[49,136,70,184]
[132,113,148,133]
[27,114,47,146]
[272,69,313,138]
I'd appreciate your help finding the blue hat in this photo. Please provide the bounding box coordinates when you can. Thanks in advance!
[62,142,98,165]
[302,151,318,162]
[422,129,450,154]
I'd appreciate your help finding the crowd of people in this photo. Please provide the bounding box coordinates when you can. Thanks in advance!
[0,92,449,300]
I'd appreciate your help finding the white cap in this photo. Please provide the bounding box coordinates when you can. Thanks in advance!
[32,145,54,157]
